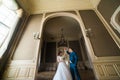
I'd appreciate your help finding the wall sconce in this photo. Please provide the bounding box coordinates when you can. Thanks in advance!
[33,32,40,40]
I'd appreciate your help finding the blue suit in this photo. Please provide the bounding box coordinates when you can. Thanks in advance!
[68,51,81,80]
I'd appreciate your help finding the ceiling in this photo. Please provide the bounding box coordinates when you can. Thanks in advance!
[16,0,100,14]
[43,16,82,41]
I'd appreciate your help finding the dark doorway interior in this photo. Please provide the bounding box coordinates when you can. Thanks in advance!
[45,42,56,63]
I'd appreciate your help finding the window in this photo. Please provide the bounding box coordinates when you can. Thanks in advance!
[0,5,16,27]
[0,1,21,58]
[0,23,9,48]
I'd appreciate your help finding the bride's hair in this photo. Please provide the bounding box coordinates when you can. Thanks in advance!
[58,51,63,56]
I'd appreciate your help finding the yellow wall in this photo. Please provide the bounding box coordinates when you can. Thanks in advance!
[17,0,93,14]
[17,0,101,14]
[30,0,93,14]
[89,0,101,8]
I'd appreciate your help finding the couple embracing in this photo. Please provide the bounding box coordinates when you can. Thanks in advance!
[53,48,81,80]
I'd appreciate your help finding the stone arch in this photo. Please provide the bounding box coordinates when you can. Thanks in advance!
[40,12,91,62]
[40,12,87,41]
[38,12,96,78]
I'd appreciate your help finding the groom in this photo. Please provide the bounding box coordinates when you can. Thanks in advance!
[66,48,81,80]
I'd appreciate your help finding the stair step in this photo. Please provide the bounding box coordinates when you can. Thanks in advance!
[37,71,55,80]
[37,69,96,80]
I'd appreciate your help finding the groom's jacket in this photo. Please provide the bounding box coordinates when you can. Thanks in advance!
[68,51,78,66]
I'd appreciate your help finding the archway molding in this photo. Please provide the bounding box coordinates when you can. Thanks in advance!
[40,12,95,61]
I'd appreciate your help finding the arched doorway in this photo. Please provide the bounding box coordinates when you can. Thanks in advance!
[37,12,95,80]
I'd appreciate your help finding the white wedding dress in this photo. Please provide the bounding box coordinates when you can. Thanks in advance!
[53,56,72,80]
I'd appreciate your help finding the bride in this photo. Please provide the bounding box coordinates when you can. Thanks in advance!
[53,51,72,80]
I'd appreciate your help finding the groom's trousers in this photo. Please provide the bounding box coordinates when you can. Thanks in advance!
[70,64,81,80]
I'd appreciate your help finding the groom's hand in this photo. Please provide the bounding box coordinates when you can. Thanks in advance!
[70,61,72,63]
[64,47,67,50]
